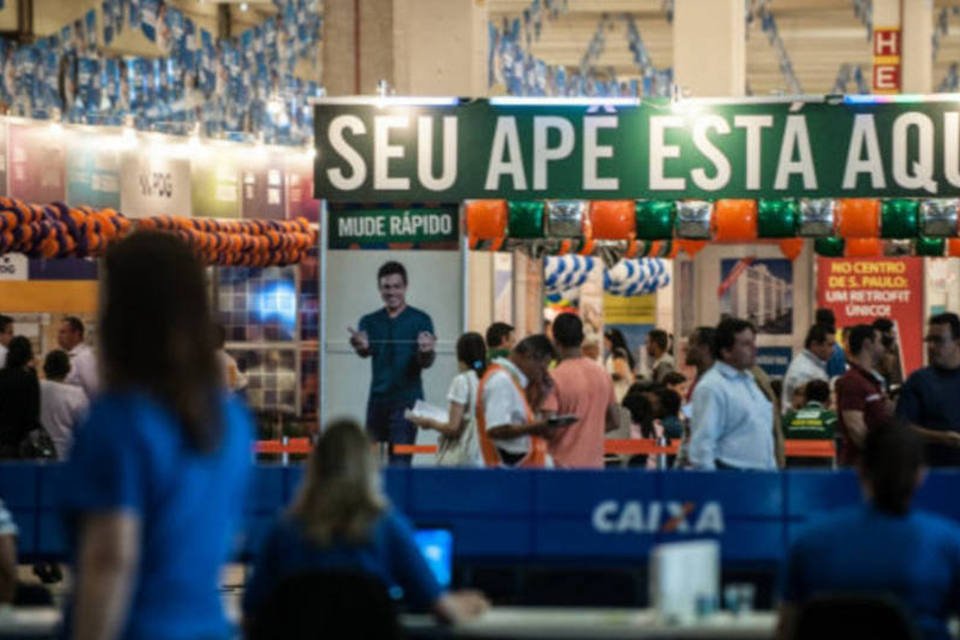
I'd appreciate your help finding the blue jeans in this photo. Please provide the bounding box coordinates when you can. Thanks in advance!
[365,396,418,467]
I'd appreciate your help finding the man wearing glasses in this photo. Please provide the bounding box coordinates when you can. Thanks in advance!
[897,312,960,467]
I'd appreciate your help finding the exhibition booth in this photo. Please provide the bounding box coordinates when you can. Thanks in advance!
[313,93,960,448]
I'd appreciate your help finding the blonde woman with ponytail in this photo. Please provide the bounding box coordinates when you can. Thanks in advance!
[243,419,488,625]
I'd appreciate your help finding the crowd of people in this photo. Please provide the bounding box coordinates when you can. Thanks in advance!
[0,242,956,638]
[0,315,94,460]
[0,314,248,463]
[344,258,960,472]
[388,300,960,470]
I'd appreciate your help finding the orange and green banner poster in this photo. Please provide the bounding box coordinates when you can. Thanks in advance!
[315,97,960,202]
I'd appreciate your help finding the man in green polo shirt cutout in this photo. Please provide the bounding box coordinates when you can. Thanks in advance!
[783,379,837,468]
[349,261,436,466]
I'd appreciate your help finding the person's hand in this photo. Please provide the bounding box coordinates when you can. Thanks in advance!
[941,432,960,448]
[417,331,436,353]
[405,412,428,429]
[442,590,490,623]
[348,327,369,352]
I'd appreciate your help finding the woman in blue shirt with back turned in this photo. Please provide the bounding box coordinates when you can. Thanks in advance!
[243,418,488,626]
[779,423,960,640]
[61,232,252,640]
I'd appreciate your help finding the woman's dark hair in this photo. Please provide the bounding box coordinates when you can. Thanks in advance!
[101,232,222,452]
[657,388,682,418]
[861,421,923,516]
[457,332,487,377]
[604,327,636,371]
[622,391,654,438]
[43,350,70,380]
[515,334,556,362]
[626,379,662,397]
[5,336,32,369]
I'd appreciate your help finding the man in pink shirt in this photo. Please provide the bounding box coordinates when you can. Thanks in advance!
[544,314,620,468]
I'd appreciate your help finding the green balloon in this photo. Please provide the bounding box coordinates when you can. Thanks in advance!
[880,199,919,239]
[915,237,945,257]
[757,199,798,238]
[814,237,845,257]
[635,200,675,240]
[507,201,545,239]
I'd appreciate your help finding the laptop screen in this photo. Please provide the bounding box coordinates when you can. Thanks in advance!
[413,529,453,590]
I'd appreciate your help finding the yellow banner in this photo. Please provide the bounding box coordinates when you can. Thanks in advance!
[603,293,655,325]
[0,281,98,313]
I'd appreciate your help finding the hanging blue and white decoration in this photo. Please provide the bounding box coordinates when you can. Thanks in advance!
[543,256,670,300]
[0,0,324,146]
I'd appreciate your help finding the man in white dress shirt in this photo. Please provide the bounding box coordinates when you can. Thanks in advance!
[781,324,834,414]
[39,350,88,459]
[59,316,99,399]
[0,316,12,369]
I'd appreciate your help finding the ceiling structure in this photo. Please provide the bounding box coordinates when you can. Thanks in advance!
[486,0,960,95]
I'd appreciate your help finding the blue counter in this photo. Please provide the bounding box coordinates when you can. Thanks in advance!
[3,464,959,567]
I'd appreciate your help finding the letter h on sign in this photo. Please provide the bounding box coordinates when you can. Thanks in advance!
[874,29,900,57]
[872,28,901,94]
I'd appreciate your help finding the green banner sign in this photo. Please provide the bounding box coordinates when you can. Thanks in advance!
[328,207,459,249]
[314,97,960,202]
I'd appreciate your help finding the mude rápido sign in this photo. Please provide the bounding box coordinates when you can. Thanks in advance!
[314,99,960,202]
[328,208,457,248]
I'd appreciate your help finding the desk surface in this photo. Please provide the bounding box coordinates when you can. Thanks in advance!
[0,605,777,640]
[402,607,776,639]
[0,608,60,638]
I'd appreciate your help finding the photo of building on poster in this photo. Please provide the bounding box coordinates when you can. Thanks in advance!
[718,258,793,335]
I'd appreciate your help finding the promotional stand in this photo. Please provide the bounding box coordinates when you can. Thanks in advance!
[313,93,960,451]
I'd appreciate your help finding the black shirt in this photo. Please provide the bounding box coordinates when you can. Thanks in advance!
[897,365,960,466]
[0,366,40,451]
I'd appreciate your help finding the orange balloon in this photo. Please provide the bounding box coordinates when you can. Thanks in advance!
[844,237,883,257]
[590,201,635,240]
[676,239,707,257]
[464,200,508,240]
[778,238,805,261]
[712,199,758,242]
[836,199,881,238]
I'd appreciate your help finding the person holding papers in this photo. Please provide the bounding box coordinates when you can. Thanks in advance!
[408,333,486,467]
